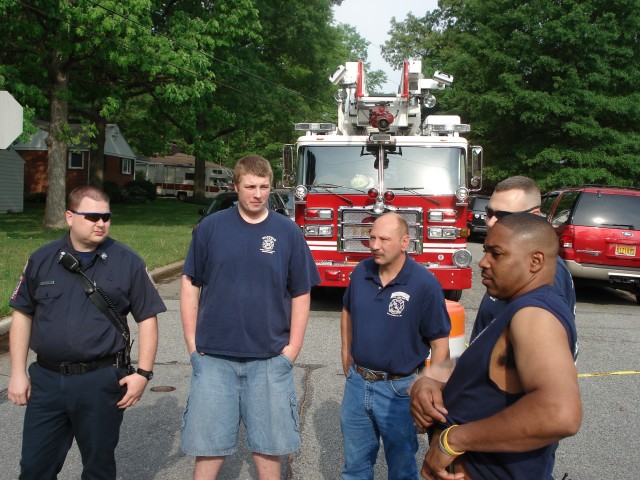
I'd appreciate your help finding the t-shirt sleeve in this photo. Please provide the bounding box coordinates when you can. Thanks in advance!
[287,227,321,297]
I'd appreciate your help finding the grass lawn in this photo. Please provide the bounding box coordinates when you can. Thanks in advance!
[0,198,202,318]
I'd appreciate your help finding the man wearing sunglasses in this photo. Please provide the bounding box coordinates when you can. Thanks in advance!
[471,175,576,342]
[8,185,166,479]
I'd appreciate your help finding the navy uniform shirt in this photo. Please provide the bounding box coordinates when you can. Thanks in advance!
[343,255,451,374]
[10,234,166,362]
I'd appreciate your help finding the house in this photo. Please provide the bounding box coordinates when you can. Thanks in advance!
[13,121,137,196]
[0,147,25,213]
[139,151,233,200]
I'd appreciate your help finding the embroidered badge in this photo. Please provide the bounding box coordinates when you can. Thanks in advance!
[11,261,28,301]
[260,235,276,254]
[387,291,410,317]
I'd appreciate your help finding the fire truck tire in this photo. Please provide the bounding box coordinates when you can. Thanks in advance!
[177,192,187,201]
[444,289,462,302]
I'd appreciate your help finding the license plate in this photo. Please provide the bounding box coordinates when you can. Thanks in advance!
[615,245,636,256]
[347,225,372,238]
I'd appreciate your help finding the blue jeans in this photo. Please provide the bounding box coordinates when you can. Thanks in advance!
[340,365,419,480]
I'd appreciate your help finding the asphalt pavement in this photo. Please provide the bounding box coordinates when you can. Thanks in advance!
[0,242,639,479]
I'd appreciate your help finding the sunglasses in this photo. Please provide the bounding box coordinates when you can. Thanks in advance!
[485,205,540,220]
[69,210,112,222]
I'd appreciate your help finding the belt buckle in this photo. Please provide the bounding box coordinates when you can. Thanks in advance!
[59,362,72,376]
[360,368,381,382]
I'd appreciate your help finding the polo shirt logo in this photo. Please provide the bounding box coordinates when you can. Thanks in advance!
[387,291,410,317]
[260,235,276,254]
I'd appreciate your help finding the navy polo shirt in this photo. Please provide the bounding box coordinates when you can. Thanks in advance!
[344,255,451,374]
[10,234,166,362]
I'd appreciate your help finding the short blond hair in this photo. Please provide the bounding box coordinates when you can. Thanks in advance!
[233,155,273,185]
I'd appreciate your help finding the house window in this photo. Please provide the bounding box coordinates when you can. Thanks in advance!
[68,152,84,169]
[121,158,132,175]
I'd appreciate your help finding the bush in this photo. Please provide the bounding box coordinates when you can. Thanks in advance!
[24,192,47,203]
[121,179,156,204]
[103,180,124,204]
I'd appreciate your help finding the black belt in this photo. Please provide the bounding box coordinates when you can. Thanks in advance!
[37,354,121,376]
[355,364,424,382]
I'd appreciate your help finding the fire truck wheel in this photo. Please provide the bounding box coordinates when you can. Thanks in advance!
[444,290,462,302]
[177,192,187,201]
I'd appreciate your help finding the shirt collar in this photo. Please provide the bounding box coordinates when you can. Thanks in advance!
[364,253,414,287]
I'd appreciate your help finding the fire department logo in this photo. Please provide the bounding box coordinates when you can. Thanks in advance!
[387,291,410,317]
[260,235,276,254]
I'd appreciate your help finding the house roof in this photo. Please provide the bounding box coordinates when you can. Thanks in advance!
[147,152,231,172]
[12,121,137,160]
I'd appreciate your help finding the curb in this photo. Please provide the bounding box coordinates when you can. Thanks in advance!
[0,261,185,336]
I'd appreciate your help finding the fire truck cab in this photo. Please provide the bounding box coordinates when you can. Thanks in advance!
[283,60,482,301]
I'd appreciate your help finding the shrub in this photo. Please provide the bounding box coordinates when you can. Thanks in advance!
[103,180,124,204]
[120,179,157,204]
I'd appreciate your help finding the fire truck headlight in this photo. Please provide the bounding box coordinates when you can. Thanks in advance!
[295,185,308,200]
[455,187,469,202]
[304,225,333,237]
[452,249,472,268]
[428,226,457,239]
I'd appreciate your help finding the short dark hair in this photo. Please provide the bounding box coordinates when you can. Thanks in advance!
[67,186,110,211]
[233,155,273,185]
[493,176,541,205]
[499,212,559,257]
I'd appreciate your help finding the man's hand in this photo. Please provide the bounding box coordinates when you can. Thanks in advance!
[7,373,31,406]
[117,373,149,409]
[281,344,300,363]
[421,433,465,480]
[409,375,448,429]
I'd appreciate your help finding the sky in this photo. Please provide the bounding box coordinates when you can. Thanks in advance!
[333,0,439,93]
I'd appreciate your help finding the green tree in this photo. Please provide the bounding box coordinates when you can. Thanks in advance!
[383,0,640,190]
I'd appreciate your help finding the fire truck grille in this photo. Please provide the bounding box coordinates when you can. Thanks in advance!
[338,208,423,254]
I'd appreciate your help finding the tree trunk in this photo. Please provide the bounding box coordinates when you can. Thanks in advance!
[43,50,70,229]
[89,116,106,188]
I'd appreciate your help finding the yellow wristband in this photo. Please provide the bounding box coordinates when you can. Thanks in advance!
[440,425,465,456]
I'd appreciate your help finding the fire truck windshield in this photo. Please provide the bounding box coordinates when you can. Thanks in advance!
[299,145,465,195]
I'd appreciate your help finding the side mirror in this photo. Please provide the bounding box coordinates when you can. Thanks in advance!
[470,146,483,191]
[282,145,295,187]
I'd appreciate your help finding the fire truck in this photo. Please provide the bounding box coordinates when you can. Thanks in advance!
[282,59,483,301]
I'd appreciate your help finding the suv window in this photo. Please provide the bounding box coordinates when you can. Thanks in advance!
[470,196,489,211]
[550,191,580,226]
[572,192,640,229]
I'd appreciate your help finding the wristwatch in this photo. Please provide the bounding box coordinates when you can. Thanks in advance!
[136,368,154,380]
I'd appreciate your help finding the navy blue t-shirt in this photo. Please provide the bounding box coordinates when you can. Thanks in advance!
[184,207,320,357]
[10,234,166,362]
[471,256,577,359]
[343,255,451,374]
[441,285,578,479]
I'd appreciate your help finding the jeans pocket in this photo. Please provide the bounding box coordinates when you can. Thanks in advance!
[389,375,414,397]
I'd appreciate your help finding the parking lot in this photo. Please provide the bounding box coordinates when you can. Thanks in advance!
[0,239,638,479]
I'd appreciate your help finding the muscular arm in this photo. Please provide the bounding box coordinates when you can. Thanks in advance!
[282,291,310,363]
[443,307,582,454]
[180,274,200,355]
[117,316,158,409]
[340,307,353,376]
[7,310,33,406]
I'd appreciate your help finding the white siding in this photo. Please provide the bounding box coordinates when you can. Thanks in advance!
[0,148,25,213]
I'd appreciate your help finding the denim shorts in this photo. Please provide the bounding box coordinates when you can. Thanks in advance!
[180,352,300,457]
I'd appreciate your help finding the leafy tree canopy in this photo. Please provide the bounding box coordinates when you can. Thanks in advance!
[383,0,640,190]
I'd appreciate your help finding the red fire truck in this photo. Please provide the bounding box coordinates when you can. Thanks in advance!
[282,60,483,301]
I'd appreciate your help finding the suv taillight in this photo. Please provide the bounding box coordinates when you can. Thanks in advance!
[558,226,575,260]
[467,212,473,222]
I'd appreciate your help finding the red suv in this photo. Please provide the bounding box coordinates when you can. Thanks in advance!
[541,186,640,304]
